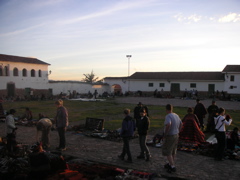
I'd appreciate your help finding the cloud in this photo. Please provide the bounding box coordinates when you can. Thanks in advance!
[0,23,46,37]
[59,0,158,25]
[174,12,240,23]
[188,14,201,22]
[218,13,240,23]
[173,13,202,23]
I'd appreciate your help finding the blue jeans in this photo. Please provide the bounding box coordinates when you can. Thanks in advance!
[120,137,132,160]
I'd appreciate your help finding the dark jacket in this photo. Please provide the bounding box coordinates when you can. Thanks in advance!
[194,103,207,119]
[136,116,150,135]
[120,115,136,137]
[55,106,68,128]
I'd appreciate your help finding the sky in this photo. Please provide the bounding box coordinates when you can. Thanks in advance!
[1,0,240,81]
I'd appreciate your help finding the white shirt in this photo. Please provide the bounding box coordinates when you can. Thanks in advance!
[5,114,16,134]
[214,115,232,132]
[164,113,182,135]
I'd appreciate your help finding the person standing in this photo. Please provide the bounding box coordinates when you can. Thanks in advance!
[162,104,182,173]
[179,107,205,144]
[206,100,219,132]
[136,108,151,161]
[214,108,232,161]
[5,109,18,154]
[194,99,207,130]
[118,109,136,163]
[134,102,149,121]
[55,99,68,151]
[36,114,53,150]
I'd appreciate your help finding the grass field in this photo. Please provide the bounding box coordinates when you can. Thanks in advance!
[2,99,240,132]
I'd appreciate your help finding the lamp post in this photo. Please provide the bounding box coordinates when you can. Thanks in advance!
[126,55,132,92]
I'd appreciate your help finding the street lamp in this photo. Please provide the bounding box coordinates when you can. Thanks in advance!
[126,55,132,92]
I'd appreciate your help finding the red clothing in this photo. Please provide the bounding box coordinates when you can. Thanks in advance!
[179,114,205,144]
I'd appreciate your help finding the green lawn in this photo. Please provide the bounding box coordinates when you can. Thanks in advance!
[2,99,240,132]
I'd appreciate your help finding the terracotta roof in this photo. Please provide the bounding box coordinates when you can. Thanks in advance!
[0,54,50,65]
[222,65,240,72]
[130,72,224,81]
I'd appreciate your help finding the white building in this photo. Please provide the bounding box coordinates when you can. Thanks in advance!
[1,54,240,99]
[0,54,51,98]
[103,65,240,98]
[0,54,109,99]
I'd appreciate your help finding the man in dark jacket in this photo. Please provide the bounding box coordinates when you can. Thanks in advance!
[134,102,149,121]
[136,108,151,161]
[206,100,219,132]
[194,99,207,130]
[118,109,136,163]
[55,99,68,151]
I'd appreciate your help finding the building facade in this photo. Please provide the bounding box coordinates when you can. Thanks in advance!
[1,54,240,100]
[0,54,51,99]
[103,66,240,98]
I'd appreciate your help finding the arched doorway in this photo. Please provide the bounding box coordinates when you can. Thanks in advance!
[112,84,122,96]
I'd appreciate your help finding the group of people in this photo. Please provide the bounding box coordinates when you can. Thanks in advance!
[181,99,239,161]
[5,99,69,154]
[118,100,239,173]
[118,102,182,173]
[4,99,239,173]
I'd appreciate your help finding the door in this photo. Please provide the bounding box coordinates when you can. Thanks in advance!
[208,84,215,95]
[7,83,15,97]
[170,83,180,96]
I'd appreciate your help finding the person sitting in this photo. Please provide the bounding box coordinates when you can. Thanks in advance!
[227,127,240,151]
[21,107,33,121]
[179,107,205,144]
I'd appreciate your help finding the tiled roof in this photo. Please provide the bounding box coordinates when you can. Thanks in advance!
[130,72,224,81]
[0,54,50,65]
[222,65,240,72]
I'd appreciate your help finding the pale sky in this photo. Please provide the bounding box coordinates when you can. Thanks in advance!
[1,0,240,81]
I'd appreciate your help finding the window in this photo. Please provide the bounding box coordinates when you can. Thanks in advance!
[159,83,165,87]
[190,83,196,88]
[229,86,237,89]
[38,70,42,77]
[4,66,8,76]
[148,83,154,87]
[230,75,234,82]
[31,69,35,77]
[22,68,27,77]
[13,68,18,76]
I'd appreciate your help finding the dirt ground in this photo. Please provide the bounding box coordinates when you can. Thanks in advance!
[1,97,240,179]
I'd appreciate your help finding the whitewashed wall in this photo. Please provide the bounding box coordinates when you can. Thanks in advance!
[48,81,109,96]
[105,79,226,94]
[224,73,240,94]
[0,61,49,89]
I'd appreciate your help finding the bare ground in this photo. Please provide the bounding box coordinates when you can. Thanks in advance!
[0,97,240,179]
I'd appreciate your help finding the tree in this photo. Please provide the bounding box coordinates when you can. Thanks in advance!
[82,70,99,83]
